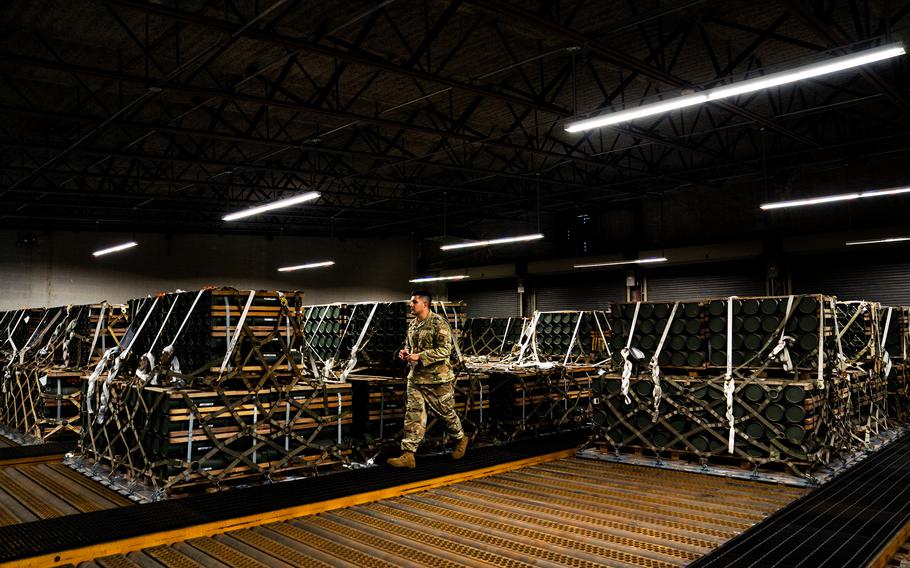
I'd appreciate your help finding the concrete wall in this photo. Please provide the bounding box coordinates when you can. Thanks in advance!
[0,231,416,310]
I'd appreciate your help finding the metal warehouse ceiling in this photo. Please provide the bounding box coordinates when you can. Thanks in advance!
[0,0,908,239]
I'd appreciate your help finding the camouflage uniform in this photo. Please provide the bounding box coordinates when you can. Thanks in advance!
[401,312,464,452]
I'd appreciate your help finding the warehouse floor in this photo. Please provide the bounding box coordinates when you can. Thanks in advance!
[80,457,806,568]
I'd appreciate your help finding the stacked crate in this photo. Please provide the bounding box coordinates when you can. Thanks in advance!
[79,288,363,495]
[1,303,127,443]
[593,295,889,476]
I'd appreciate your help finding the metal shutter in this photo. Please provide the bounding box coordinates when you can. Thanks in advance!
[535,273,626,311]
[645,261,765,301]
[791,253,910,305]
[448,280,520,318]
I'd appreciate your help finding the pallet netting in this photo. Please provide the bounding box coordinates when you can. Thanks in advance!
[485,366,595,442]
[1,302,129,442]
[80,380,352,496]
[591,369,888,478]
[503,310,611,367]
[460,316,527,359]
[348,372,490,457]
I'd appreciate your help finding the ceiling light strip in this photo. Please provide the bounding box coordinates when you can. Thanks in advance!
[846,237,910,246]
[278,261,335,272]
[760,186,910,210]
[223,191,320,221]
[409,275,470,283]
[566,43,905,132]
[93,242,138,257]
[574,257,668,268]
[441,233,544,251]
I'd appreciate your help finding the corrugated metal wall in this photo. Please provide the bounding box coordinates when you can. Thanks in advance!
[534,272,625,311]
[448,279,520,318]
[791,253,910,305]
[645,261,766,301]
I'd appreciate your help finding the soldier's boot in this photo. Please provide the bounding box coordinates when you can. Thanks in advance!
[387,451,416,468]
[452,436,469,460]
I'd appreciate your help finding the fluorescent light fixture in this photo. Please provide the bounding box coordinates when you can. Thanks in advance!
[409,275,470,283]
[846,237,910,246]
[441,233,544,251]
[760,186,910,210]
[278,261,335,272]
[93,241,138,257]
[574,257,667,269]
[566,43,905,132]
[223,191,320,221]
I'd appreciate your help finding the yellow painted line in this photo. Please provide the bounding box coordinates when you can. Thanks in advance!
[3,448,576,567]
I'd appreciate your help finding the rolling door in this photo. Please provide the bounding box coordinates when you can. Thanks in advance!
[448,279,520,318]
[791,252,910,305]
[645,261,765,301]
[534,273,625,311]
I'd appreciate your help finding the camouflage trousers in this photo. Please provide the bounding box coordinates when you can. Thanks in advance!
[401,381,464,452]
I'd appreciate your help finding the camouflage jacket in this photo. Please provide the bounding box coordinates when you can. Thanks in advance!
[406,312,455,384]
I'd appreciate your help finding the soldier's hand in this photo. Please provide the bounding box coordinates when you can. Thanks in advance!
[398,349,409,360]
[406,353,420,363]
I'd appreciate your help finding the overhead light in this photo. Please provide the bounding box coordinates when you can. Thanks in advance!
[409,275,470,283]
[93,241,138,257]
[223,191,320,221]
[574,257,667,268]
[441,233,544,251]
[760,186,910,210]
[846,237,910,246]
[566,43,905,132]
[278,261,335,272]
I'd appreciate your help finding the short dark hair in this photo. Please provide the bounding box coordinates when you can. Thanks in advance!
[410,290,432,303]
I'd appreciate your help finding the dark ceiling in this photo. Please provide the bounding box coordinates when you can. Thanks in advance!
[1,0,909,246]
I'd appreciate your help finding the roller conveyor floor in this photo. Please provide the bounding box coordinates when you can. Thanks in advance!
[0,462,132,526]
[77,457,807,568]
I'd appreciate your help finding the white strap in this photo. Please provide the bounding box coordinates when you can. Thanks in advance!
[593,311,611,358]
[168,289,207,348]
[724,296,736,454]
[338,302,380,382]
[500,317,512,355]
[768,295,796,371]
[86,302,108,366]
[149,295,182,354]
[562,311,584,365]
[620,302,641,405]
[218,291,256,377]
[882,307,894,377]
[816,299,825,390]
[649,302,679,419]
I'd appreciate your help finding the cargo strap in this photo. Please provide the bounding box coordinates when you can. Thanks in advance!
[435,301,464,364]
[218,290,257,379]
[724,296,736,454]
[593,311,611,360]
[500,317,512,355]
[562,311,584,366]
[516,312,540,365]
[768,295,796,371]
[337,302,379,383]
[882,307,894,378]
[648,302,679,420]
[86,302,108,366]
[98,296,160,422]
[620,302,641,405]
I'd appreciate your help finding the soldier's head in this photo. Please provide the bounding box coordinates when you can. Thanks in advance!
[409,290,432,318]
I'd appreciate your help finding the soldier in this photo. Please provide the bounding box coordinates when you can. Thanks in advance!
[387,290,468,468]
